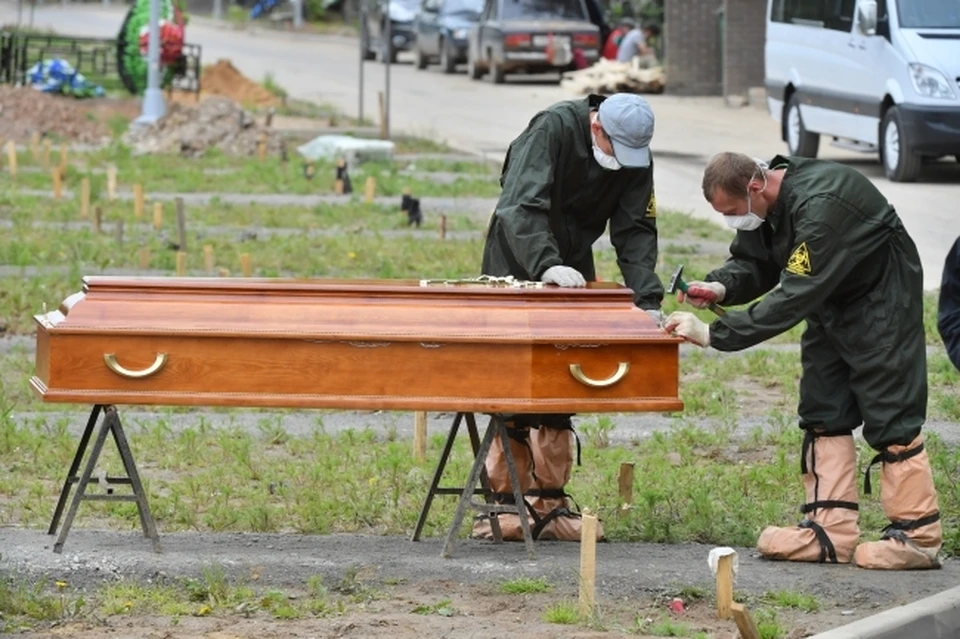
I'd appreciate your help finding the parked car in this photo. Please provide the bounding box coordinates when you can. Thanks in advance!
[765,0,960,182]
[413,0,484,73]
[360,0,422,63]
[466,0,602,83]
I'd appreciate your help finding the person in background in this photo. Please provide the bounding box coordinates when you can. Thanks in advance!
[602,17,636,60]
[939,236,960,371]
[616,23,660,62]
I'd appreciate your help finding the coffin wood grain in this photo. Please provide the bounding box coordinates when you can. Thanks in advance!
[33,277,683,413]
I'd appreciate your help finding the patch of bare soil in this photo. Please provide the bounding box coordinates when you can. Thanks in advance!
[169,59,280,110]
[121,97,285,157]
[10,581,822,639]
[0,87,138,145]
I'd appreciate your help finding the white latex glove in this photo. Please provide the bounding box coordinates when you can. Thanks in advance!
[678,281,726,309]
[643,309,663,327]
[664,311,710,347]
[541,265,586,288]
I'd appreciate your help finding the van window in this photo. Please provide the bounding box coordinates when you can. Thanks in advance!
[825,0,856,31]
[501,0,587,20]
[770,0,826,26]
[896,0,960,28]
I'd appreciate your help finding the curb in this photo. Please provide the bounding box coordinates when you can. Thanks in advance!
[810,584,960,639]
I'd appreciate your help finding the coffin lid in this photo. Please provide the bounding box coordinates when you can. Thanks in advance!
[35,276,678,344]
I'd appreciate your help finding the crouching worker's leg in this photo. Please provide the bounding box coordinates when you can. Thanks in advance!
[854,433,942,570]
[757,429,860,563]
[527,416,604,542]
[471,419,535,541]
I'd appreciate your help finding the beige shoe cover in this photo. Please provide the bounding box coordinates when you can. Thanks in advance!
[854,435,942,570]
[471,426,535,541]
[528,427,604,542]
[757,432,859,563]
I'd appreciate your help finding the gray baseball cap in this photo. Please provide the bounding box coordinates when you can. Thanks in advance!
[597,93,655,168]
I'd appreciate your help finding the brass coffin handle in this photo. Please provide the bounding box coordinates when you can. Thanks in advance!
[103,353,169,379]
[569,362,630,388]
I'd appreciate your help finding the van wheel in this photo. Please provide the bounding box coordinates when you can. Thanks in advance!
[880,107,921,182]
[467,54,483,79]
[785,94,819,157]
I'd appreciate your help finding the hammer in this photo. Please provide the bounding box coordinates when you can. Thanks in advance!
[667,265,726,317]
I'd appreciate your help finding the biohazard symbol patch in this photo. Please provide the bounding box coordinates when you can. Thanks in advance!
[646,192,657,218]
[786,242,812,276]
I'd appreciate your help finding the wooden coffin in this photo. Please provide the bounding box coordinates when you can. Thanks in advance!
[31,277,683,413]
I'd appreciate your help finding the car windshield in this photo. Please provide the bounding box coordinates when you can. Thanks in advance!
[442,0,483,15]
[500,0,587,21]
[393,0,421,9]
[896,0,960,28]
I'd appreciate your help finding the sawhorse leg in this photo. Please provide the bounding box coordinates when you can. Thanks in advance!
[412,412,502,543]
[49,405,161,554]
[442,414,535,559]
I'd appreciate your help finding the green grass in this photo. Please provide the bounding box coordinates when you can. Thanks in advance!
[763,589,820,612]
[542,600,579,624]
[499,577,552,594]
[10,149,501,198]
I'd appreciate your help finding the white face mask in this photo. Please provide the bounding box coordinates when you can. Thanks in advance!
[592,131,622,171]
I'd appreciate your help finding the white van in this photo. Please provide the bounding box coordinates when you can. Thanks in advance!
[764,0,960,182]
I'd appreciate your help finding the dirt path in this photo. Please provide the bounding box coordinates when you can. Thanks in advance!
[3,528,959,638]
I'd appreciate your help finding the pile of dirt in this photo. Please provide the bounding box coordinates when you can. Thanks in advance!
[193,59,281,108]
[122,96,284,157]
[0,86,137,145]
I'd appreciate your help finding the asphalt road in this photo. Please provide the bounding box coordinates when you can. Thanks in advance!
[4,2,959,289]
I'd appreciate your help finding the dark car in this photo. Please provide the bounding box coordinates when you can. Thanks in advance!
[413,0,484,73]
[466,0,602,83]
[360,0,422,63]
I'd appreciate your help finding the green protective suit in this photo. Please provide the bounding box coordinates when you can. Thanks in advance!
[705,155,926,449]
[481,94,663,311]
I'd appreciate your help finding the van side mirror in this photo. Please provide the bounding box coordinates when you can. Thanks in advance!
[858,0,877,35]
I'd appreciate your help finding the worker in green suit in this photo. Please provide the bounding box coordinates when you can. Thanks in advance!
[665,152,941,570]
[476,93,663,543]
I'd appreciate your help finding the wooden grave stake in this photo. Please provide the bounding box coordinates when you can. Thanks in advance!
[334,158,345,194]
[364,176,376,203]
[176,251,187,276]
[6,141,17,178]
[578,509,598,618]
[731,603,762,639]
[139,246,150,270]
[30,131,40,162]
[80,178,90,219]
[52,168,62,200]
[42,139,51,168]
[106,165,117,200]
[618,462,635,509]
[378,91,388,140]
[438,214,447,241]
[94,206,103,234]
[58,143,68,174]
[240,253,252,277]
[257,133,267,163]
[413,411,427,461]
[133,184,145,219]
[152,202,163,231]
[175,198,187,251]
[203,244,214,273]
[716,552,735,620]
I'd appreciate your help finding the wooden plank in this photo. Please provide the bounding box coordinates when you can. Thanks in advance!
[139,247,150,270]
[106,165,117,200]
[240,253,252,277]
[52,168,62,200]
[80,178,90,219]
[6,141,17,177]
[731,603,761,639]
[175,198,187,251]
[365,176,376,203]
[618,462,634,507]
[153,202,163,231]
[717,554,734,620]
[176,251,187,276]
[133,184,144,219]
[203,245,214,273]
[579,510,598,617]
[414,411,427,461]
